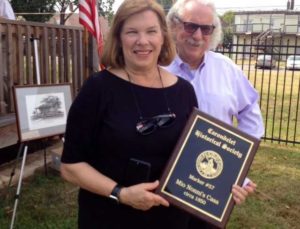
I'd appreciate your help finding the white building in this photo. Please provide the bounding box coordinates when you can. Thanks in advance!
[232,10,300,59]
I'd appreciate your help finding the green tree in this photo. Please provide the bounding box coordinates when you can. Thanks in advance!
[220,11,234,50]
[55,0,115,25]
[157,0,174,13]
[98,0,114,24]
[55,0,78,25]
[11,0,56,22]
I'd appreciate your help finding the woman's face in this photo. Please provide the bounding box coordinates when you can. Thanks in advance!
[120,10,164,71]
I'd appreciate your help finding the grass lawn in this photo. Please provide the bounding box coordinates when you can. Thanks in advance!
[0,142,299,228]
[228,142,300,229]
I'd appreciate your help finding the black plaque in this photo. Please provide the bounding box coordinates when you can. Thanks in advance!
[156,108,260,228]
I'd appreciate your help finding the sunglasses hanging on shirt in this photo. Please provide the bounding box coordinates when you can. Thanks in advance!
[125,67,176,135]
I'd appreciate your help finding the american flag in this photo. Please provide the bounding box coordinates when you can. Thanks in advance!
[79,0,103,60]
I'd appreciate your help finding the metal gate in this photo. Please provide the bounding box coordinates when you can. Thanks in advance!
[216,34,300,145]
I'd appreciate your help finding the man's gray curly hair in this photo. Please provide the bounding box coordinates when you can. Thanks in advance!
[166,0,223,50]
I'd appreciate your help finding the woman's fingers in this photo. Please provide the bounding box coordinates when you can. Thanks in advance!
[232,184,248,205]
[120,180,169,210]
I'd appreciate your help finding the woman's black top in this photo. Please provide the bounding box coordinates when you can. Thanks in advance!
[61,69,198,229]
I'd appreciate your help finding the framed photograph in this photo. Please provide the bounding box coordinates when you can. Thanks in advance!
[13,84,73,142]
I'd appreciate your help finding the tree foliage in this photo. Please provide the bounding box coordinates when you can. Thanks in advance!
[157,0,174,12]
[56,0,115,25]
[55,0,79,25]
[10,0,115,25]
[220,11,235,50]
[222,11,234,25]
[98,0,114,24]
[11,0,56,22]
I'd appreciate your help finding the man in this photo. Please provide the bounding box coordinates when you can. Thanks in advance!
[0,0,15,20]
[165,0,264,227]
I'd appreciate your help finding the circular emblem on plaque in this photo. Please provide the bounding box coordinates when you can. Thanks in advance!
[196,151,223,179]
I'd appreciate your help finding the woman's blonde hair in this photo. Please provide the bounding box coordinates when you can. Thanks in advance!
[102,0,175,68]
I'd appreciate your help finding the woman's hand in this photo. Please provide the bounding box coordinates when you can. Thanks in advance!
[232,180,257,205]
[119,180,169,211]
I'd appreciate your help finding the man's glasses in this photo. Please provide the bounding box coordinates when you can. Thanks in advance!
[136,113,176,135]
[175,16,215,35]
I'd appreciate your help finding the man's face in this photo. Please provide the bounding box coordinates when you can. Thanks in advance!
[174,3,214,68]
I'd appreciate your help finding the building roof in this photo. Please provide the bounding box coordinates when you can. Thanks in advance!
[234,10,300,15]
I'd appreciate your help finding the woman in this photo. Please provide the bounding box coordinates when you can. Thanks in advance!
[60,0,198,228]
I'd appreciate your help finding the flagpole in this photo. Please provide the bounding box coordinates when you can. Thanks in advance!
[96,0,101,70]
[79,0,103,72]
[83,27,89,79]
[96,0,103,71]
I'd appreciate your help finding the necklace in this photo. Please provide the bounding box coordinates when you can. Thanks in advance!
[125,66,172,120]
[124,69,159,88]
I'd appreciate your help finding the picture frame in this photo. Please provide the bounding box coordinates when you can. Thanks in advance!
[13,84,73,142]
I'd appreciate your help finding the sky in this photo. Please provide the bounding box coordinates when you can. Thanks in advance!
[113,0,299,15]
